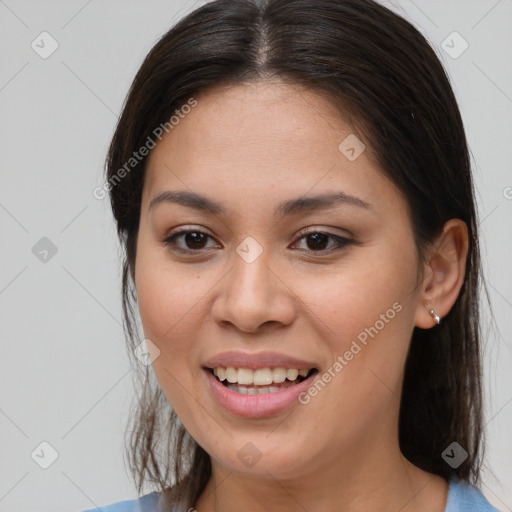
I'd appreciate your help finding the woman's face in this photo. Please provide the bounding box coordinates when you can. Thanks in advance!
[135,81,425,479]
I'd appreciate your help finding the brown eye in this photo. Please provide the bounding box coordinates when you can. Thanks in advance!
[162,229,219,253]
[293,230,354,254]
[305,232,329,251]
[182,231,208,249]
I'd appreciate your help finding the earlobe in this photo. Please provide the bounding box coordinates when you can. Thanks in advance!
[428,308,441,325]
[414,219,469,329]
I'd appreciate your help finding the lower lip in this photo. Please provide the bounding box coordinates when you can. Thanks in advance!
[203,368,318,418]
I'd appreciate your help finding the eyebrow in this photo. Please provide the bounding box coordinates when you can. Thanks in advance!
[148,190,372,217]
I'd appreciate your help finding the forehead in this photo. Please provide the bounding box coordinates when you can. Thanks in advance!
[142,80,398,213]
[147,82,350,166]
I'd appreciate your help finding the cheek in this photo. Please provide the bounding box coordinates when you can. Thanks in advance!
[135,234,204,340]
[295,239,418,406]
[298,245,416,347]
[134,240,207,393]
[134,250,207,420]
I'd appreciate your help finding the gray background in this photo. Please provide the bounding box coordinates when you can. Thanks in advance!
[0,1,511,511]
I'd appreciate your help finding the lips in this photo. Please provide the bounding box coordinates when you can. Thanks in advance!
[202,351,320,417]
[203,350,318,370]
[203,367,319,417]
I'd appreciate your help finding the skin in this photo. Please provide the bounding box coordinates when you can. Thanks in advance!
[134,80,468,512]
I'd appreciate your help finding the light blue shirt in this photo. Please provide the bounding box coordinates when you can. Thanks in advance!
[81,478,503,511]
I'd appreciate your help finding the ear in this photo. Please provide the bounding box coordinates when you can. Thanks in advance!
[414,219,469,329]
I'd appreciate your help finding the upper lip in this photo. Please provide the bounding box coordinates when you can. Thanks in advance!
[203,350,318,370]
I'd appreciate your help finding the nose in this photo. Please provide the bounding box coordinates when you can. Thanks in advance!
[211,246,297,333]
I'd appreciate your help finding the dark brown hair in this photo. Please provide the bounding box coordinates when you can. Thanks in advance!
[104,0,490,509]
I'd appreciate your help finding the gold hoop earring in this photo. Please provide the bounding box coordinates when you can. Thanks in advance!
[429,308,441,325]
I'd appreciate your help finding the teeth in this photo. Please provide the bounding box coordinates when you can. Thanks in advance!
[238,368,254,385]
[254,368,273,385]
[287,369,298,380]
[225,367,238,383]
[212,366,312,385]
[224,381,298,394]
[272,368,287,383]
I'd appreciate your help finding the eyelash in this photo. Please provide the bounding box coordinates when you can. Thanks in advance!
[161,227,354,256]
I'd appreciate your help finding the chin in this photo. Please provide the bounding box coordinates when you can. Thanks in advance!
[206,438,319,481]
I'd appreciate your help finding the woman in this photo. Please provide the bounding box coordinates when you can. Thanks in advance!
[83,0,502,510]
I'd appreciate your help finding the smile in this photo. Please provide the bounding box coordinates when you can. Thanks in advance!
[203,365,320,417]
[209,367,315,394]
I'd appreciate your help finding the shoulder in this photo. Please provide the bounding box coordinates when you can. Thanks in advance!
[80,491,162,512]
[445,478,503,512]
